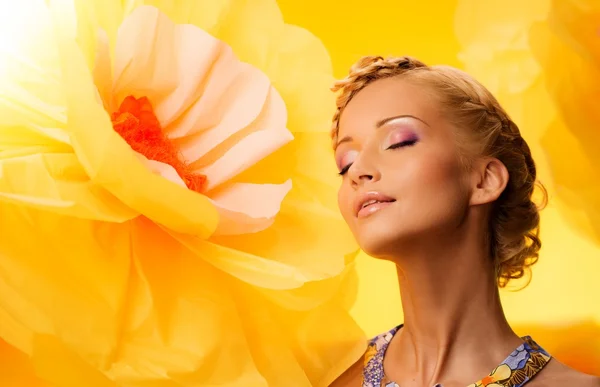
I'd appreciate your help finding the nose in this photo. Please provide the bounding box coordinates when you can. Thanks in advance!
[347,153,380,187]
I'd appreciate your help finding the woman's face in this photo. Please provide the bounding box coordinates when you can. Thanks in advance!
[335,77,473,258]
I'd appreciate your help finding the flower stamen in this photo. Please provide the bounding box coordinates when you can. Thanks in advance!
[111,95,207,192]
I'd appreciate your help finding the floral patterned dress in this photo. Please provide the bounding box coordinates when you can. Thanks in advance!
[362,326,552,387]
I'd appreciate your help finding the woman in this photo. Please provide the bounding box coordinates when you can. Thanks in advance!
[330,56,600,387]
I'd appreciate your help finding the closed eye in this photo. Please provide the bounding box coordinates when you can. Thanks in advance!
[338,164,352,176]
[387,139,418,150]
[338,140,418,176]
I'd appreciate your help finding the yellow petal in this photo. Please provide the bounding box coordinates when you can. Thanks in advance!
[257,251,359,312]
[168,231,337,289]
[0,154,137,221]
[0,261,48,355]
[92,29,114,112]
[108,218,266,386]
[233,279,366,387]
[0,208,146,375]
[0,1,69,149]
[143,0,231,35]
[263,24,335,133]
[213,0,285,70]
[0,83,68,148]
[207,197,356,291]
[0,339,49,387]
[66,0,136,63]
[32,335,117,387]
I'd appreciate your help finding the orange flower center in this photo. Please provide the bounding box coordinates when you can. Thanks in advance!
[111,96,206,192]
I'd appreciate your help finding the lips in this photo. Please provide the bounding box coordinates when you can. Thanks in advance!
[354,191,396,217]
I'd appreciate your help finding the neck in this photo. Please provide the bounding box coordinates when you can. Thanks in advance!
[383,226,522,386]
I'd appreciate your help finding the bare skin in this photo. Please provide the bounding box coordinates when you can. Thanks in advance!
[331,77,600,387]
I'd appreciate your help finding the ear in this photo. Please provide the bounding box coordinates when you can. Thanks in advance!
[469,158,509,206]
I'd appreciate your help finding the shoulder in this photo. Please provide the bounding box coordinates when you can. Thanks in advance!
[529,358,600,387]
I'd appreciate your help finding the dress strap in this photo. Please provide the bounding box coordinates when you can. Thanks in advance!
[361,326,552,387]
[467,336,552,387]
[362,325,400,386]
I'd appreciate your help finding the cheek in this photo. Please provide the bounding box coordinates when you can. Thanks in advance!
[402,154,467,203]
[427,159,463,187]
[337,184,354,223]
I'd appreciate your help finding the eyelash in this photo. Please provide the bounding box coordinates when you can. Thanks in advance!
[338,139,418,176]
[338,164,351,176]
[387,139,417,149]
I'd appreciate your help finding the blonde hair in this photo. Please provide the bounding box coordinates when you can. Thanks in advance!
[331,56,547,288]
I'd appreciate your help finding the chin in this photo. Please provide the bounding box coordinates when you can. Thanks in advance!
[355,221,436,259]
[355,227,407,259]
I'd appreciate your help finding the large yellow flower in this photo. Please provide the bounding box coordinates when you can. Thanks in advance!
[0,0,365,386]
[529,0,600,244]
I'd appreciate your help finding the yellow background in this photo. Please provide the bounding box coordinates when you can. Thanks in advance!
[0,0,597,383]
[277,0,600,347]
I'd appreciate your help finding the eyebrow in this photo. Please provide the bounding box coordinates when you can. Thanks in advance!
[334,114,430,150]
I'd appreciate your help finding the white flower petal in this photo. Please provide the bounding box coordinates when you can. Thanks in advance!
[178,82,281,163]
[197,127,293,191]
[210,180,292,235]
